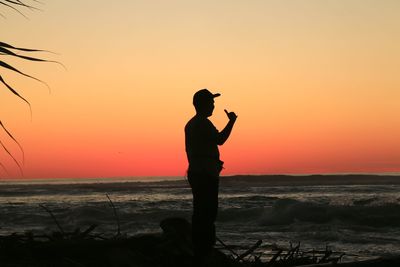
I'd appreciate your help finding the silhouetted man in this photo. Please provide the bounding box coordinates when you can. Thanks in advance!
[185,89,237,264]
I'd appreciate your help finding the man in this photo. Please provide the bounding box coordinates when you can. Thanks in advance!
[185,89,237,263]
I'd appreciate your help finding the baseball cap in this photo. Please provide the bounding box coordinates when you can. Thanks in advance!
[193,89,221,106]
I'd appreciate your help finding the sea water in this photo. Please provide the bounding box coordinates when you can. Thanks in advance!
[0,176,399,261]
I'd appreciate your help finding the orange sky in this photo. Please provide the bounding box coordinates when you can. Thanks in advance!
[1,1,400,178]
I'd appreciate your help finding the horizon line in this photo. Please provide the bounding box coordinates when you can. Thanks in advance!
[1,171,400,182]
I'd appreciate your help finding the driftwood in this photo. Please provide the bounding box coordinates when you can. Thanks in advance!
[267,249,282,266]
[236,240,263,261]
[217,237,241,259]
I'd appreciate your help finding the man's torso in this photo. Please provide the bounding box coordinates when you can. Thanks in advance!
[185,116,222,176]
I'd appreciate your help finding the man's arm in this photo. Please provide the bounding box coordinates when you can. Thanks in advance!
[217,109,237,145]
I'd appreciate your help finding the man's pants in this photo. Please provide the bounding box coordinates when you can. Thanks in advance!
[188,171,219,259]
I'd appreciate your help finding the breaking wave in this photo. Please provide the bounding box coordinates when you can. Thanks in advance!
[255,199,400,227]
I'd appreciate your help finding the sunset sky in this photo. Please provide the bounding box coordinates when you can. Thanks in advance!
[1,0,400,179]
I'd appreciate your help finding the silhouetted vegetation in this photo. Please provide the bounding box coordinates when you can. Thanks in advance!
[0,1,60,176]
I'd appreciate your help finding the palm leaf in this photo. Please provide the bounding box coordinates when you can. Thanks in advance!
[1,0,41,12]
[0,41,56,54]
[0,75,31,116]
[0,120,25,164]
[4,0,39,10]
[0,139,23,176]
[0,45,65,69]
[1,0,54,176]
[0,161,10,176]
[0,1,28,18]
[0,60,50,92]
[1,46,51,62]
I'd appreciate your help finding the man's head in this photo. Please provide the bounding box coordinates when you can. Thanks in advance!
[193,89,220,117]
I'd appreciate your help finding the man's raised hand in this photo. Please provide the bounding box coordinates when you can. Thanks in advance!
[224,109,238,122]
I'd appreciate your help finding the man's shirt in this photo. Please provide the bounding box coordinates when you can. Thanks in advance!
[185,115,222,175]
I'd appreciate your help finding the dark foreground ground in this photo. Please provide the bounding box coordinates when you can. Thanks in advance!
[1,217,399,267]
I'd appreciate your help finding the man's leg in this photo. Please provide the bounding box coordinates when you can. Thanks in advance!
[189,172,219,263]
[202,177,219,247]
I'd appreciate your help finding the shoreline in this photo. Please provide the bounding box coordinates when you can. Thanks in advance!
[1,174,399,186]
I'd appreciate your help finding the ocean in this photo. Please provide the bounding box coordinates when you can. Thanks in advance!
[0,175,399,262]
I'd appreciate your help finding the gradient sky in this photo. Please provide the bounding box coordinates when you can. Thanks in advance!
[1,0,400,178]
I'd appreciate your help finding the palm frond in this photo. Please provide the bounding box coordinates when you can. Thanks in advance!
[0,41,57,54]
[0,139,23,176]
[0,59,45,82]
[0,40,58,176]
[0,161,10,176]
[4,0,39,10]
[0,1,28,18]
[0,0,41,18]
[0,121,25,164]
[0,46,57,63]
[0,75,32,116]
[1,1,50,177]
